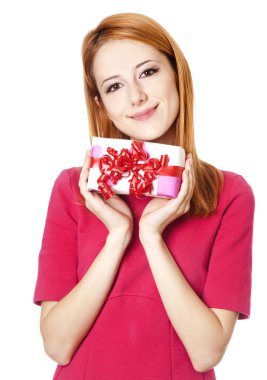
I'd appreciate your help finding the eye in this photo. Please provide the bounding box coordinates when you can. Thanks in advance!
[139,67,159,78]
[105,82,123,94]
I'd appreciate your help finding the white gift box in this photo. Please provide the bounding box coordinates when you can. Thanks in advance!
[87,137,185,199]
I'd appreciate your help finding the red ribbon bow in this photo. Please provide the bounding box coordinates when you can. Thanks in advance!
[96,140,169,199]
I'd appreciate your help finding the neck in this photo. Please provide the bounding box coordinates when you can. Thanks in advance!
[152,125,176,145]
[129,126,177,146]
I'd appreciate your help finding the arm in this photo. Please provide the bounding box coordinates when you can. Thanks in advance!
[139,154,240,372]
[37,151,133,365]
[139,232,238,373]
[41,231,129,366]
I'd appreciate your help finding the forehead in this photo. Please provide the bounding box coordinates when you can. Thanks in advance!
[93,39,166,80]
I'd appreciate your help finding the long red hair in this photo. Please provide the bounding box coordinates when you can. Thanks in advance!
[81,13,224,217]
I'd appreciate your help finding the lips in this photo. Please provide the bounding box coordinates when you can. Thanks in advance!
[129,104,159,121]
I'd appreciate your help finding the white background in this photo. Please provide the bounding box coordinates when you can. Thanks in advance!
[0,0,266,379]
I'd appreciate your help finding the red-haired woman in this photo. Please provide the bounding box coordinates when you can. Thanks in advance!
[33,13,255,380]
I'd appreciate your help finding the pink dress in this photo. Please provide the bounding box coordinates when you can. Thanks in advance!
[33,167,255,379]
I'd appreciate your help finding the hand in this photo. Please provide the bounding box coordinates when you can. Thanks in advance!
[79,150,133,241]
[139,153,195,238]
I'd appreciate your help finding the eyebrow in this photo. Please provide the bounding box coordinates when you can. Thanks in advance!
[101,59,159,86]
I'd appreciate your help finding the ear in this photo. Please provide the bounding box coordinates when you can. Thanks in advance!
[94,96,101,107]
[94,95,111,120]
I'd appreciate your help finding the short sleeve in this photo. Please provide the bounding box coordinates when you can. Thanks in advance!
[202,174,255,320]
[33,169,78,306]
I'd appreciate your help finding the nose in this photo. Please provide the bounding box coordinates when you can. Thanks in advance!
[129,81,148,106]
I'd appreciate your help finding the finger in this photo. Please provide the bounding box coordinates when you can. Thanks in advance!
[183,158,195,213]
[177,165,191,202]
[79,151,91,194]
[189,162,195,195]
[80,150,91,180]
[166,157,192,211]
[161,168,189,216]
[175,170,191,215]
[166,163,189,204]
[182,170,191,206]
[160,157,194,214]
[79,151,91,181]
[186,158,195,197]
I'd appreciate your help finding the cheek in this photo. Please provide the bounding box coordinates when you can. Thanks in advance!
[164,77,179,114]
[168,95,179,124]
[150,74,178,103]
[169,87,179,112]
[102,93,126,120]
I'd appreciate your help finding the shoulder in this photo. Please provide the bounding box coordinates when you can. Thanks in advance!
[219,169,255,212]
[221,170,254,195]
[53,167,82,191]
[54,166,82,184]
[67,167,83,194]
[50,167,83,206]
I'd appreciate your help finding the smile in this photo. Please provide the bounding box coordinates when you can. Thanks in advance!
[129,104,159,121]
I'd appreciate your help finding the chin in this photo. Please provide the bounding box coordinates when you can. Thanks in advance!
[137,132,167,143]
[129,134,159,142]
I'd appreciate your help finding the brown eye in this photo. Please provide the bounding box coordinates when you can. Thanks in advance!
[139,67,159,78]
[106,82,123,93]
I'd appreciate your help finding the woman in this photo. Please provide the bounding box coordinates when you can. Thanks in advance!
[33,13,255,379]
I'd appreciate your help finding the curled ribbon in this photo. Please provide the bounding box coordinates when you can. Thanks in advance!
[96,140,169,199]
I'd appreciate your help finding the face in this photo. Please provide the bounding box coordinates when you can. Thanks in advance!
[93,39,179,144]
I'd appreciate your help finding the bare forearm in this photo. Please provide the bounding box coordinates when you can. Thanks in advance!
[140,233,225,372]
[42,231,129,365]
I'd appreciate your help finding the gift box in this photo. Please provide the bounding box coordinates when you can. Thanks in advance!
[87,137,185,199]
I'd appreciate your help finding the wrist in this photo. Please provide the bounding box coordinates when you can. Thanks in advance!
[107,227,132,250]
[139,230,163,247]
